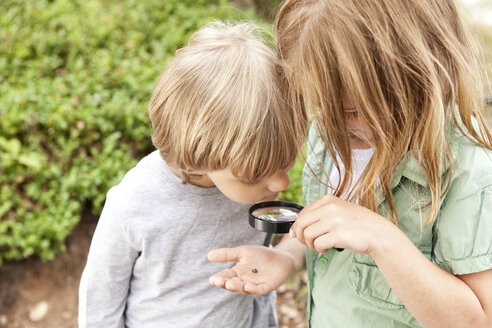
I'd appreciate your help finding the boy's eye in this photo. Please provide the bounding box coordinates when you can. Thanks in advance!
[235,175,259,185]
[240,179,259,186]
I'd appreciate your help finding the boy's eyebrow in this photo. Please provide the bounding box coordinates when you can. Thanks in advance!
[236,175,259,185]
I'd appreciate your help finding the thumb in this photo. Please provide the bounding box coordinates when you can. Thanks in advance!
[208,247,242,263]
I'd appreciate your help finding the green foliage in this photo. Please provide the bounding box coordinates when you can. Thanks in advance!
[279,153,305,206]
[0,0,261,264]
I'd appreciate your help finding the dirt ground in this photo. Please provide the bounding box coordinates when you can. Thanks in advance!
[0,212,308,328]
[0,212,97,328]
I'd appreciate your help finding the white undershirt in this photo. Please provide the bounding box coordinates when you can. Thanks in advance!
[327,148,374,200]
[317,148,374,258]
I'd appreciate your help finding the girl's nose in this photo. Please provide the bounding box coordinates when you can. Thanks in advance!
[267,171,290,192]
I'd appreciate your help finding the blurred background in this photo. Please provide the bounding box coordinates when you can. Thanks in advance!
[0,1,490,327]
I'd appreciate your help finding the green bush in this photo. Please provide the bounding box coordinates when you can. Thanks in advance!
[279,153,305,206]
[0,0,265,264]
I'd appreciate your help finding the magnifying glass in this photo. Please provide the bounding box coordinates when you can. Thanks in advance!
[249,201,302,234]
[249,200,343,251]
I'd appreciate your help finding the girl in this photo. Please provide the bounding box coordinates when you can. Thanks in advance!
[208,0,492,327]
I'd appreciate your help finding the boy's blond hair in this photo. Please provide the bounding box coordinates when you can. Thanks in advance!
[149,21,307,183]
[276,0,492,223]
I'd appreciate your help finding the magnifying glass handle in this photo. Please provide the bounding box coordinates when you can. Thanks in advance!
[263,233,274,247]
[334,248,344,252]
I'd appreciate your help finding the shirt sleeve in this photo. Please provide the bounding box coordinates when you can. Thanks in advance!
[433,185,492,275]
[78,193,140,328]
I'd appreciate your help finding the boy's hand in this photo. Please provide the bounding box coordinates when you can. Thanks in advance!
[208,245,295,296]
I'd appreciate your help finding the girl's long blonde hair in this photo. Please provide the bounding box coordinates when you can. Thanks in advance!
[276,0,492,223]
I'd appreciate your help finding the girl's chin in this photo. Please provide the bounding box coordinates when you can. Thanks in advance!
[349,135,371,149]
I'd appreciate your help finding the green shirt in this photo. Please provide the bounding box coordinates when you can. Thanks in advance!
[302,123,492,328]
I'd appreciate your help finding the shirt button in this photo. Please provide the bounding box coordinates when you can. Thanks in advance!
[318,257,328,265]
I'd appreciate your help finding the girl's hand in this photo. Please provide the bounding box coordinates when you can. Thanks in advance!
[208,245,296,296]
[289,195,397,254]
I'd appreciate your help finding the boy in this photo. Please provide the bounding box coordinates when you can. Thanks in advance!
[78,21,307,328]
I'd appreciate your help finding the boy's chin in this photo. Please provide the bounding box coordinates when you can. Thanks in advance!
[229,193,279,204]
[253,194,280,203]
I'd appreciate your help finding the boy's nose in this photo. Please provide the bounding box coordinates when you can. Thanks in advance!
[267,171,290,192]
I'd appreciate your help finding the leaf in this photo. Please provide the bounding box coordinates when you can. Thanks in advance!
[18,153,45,170]
[0,137,21,155]
[0,201,13,218]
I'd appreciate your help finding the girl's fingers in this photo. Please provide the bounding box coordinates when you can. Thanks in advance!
[302,215,339,250]
[290,196,340,238]
[293,202,345,250]
[302,222,329,250]
[312,231,339,253]
[290,215,321,245]
[292,202,339,243]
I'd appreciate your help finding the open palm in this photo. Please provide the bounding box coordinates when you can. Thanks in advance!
[208,245,295,296]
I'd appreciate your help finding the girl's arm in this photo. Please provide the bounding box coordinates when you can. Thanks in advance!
[290,195,492,328]
[371,226,492,328]
[208,235,306,296]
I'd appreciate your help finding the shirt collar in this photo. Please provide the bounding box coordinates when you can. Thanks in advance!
[390,121,460,190]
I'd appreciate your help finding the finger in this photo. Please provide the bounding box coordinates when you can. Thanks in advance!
[305,204,348,247]
[302,214,338,250]
[313,232,339,254]
[244,282,273,296]
[290,207,315,236]
[302,223,329,250]
[290,207,316,238]
[225,277,248,295]
[209,275,226,288]
[291,215,321,245]
[208,247,241,263]
[209,268,237,287]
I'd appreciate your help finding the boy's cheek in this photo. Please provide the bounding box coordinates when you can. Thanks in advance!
[225,190,276,204]
[218,188,257,204]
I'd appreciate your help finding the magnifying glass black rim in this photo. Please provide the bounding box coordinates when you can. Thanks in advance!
[248,200,304,234]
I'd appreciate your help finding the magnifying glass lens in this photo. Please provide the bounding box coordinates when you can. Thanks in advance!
[249,201,303,233]
[252,206,300,222]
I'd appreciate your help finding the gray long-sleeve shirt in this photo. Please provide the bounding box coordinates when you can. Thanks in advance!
[78,151,277,328]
